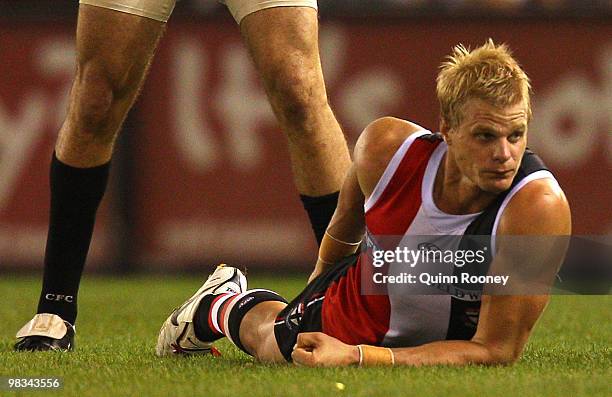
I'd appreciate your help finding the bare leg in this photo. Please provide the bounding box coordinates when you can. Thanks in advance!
[57,5,166,167]
[239,301,288,363]
[240,7,351,196]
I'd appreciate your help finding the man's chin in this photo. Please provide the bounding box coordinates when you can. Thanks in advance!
[480,179,513,194]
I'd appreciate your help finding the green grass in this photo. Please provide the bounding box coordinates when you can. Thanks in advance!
[0,274,610,397]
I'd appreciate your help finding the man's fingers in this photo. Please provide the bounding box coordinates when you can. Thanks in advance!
[296,332,323,348]
[292,347,315,366]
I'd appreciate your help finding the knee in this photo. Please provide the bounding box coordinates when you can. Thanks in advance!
[70,59,134,139]
[262,54,328,128]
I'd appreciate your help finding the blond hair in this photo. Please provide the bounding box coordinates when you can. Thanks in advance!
[436,39,532,128]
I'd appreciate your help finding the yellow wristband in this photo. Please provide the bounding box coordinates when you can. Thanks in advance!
[357,345,395,366]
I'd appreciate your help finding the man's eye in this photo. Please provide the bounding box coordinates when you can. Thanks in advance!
[508,132,523,143]
[477,133,494,141]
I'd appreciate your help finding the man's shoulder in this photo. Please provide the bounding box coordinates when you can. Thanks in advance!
[498,178,571,236]
[354,117,429,168]
[357,117,425,149]
[354,117,430,198]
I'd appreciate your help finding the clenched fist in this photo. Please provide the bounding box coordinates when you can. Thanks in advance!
[291,332,359,367]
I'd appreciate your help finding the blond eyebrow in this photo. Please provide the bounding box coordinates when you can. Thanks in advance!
[471,124,500,133]
[510,123,527,132]
[471,124,526,136]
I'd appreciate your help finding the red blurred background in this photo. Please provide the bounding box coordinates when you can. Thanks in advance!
[0,8,610,271]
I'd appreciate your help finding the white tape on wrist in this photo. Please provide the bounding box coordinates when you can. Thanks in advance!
[317,256,335,265]
[325,231,362,246]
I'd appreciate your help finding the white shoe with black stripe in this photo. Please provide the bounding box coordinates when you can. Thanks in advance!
[156,264,247,357]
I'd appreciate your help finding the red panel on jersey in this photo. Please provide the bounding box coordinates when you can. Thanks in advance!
[365,137,442,236]
[322,259,390,345]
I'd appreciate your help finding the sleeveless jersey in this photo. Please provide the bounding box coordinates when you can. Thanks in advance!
[321,129,558,347]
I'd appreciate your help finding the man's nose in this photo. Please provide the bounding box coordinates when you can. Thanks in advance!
[493,139,512,163]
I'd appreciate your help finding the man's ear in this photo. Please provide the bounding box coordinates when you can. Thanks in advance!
[440,119,452,145]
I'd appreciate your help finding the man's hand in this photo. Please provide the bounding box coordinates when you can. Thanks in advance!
[291,332,359,367]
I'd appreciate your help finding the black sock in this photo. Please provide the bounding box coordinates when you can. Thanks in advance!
[193,294,219,342]
[193,290,287,355]
[36,152,110,325]
[299,191,339,246]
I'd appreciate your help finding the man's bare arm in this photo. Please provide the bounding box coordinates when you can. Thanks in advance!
[309,165,365,282]
[309,117,421,281]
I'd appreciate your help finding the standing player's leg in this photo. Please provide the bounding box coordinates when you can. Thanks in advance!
[14,3,170,351]
[237,5,352,244]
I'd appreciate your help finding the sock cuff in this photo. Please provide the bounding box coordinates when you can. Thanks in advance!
[299,191,340,207]
[222,289,287,355]
[50,152,111,202]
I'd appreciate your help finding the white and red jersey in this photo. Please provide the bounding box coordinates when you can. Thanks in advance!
[321,129,558,347]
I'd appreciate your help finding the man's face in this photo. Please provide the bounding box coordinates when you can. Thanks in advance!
[444,98,529,194]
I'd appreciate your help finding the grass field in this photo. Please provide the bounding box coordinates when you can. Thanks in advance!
[0,274,610,397]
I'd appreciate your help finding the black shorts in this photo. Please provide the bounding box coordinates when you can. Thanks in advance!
[273,254,358,361]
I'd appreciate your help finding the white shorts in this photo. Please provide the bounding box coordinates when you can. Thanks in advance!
[79,0,317,24]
